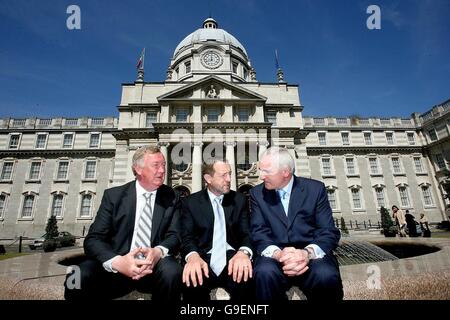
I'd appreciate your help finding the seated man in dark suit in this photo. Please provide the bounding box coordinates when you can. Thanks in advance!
[250,147,343,301]
[180,159,253,301]
[64,146,182,301]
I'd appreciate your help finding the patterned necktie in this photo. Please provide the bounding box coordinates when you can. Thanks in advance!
[135,192,153,249]
[210,196,227,276]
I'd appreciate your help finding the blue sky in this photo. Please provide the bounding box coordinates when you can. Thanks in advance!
[0,0,449,118]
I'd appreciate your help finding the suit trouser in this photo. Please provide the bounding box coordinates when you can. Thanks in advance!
[253,254,343,301]
[64,256,182,301]
[182,251,254,302]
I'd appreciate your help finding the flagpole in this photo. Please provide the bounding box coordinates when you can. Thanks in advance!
[142,48,146,70]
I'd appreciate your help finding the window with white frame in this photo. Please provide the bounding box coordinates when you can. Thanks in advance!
[62,133,74,148]
[51,194,64,218]
[21,194,35,218]
[364,132,372,145]
[8,134,20,149]
[327,189,337,210]
[341,132,350,145]
[146,111,157,127]
[421,185,434,207]
[232,61,238,74]
[0,194,6,218]
[80,193,93,217]
[374,187,386,208]
[407,132,415,145]
[428,129,438,141]
[321,158,332,175]
[351,188,362,209]
[318,132,327,145]
[28,161,42,180]
[207,107,219,122]
[392,157,402,174]
[266,111,277,125]
[413,157,424,173]
[243,68,248,80]
[238,108,249,122]
[56,161,69,180]
[398,186,410,207]
[0,162,14,181]
[89,133,100,148]
[346,158,356,175]
[84,160,97,179]
[369,157,379,174]
[185,61,191,74]
[435,153,446,170]
[386,132,394,145]
[35,134,47,149]
[176,108,188,122]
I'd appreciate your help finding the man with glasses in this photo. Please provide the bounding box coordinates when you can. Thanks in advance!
[250,147,343,301]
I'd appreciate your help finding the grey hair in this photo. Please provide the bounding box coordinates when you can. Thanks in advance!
[260,146,295,173]
[132,145,161,175]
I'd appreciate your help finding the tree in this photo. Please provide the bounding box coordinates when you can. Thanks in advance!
[380,206,396,237]
[45,215,59,240]
[340,216,349,235]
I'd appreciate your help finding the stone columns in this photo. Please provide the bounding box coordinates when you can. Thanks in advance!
[192,142,203,192]
[258,140,269,160]
[225,141,237,191]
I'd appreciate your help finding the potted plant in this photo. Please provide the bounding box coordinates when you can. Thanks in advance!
[380,206,396,237]
[43,215,59,252]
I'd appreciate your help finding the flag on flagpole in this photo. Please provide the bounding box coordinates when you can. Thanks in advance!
[275,49,280,70]
[136,48,145,69]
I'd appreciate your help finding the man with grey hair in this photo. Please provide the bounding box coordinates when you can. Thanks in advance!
[64,145,182,301]
[250,146,343,301]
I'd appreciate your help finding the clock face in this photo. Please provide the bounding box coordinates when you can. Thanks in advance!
[201,51,223,69]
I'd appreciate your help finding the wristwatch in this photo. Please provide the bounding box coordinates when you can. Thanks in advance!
[304,247,315,260]
[239,249,251,259]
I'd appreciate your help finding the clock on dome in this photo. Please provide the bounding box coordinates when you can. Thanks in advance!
[201,50,223,69]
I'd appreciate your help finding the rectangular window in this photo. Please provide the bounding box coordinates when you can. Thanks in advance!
[35,134,47,149]
[266,111,277,125]
[399,187,410,207]
[422,186,434,206]
[0,162,14,180]
[428,129,438,141]
[346,158,356,175]
[364,132,372,145]
[207,107,219,122]
[29,162,41,180]
[176,108,188,122]
[89,133,100,148]
[392,157,401,174]
[0,194,6,218]
[369,158,379,174]
[63,133,74,148]
[232,62,238,74]
[238,108,249,122]
[375,188,385,208]
[57,161,69,180]
[318,132,327,145]
[22,195,34,218]
[51,194,64,218]
[84,161,97,179]
[407,132,415,145]
[435,153,446,170]
[146,111,157,127]
[327,190,337,210]
[322,158,332,175]
[185,61,191,73]
[9,135,20,149]
[80,194,92,217]
[341,132,349,145]
[413,157,424,173]
[243,68,248,80]
[351,189,362,209]
[386,132,394,145]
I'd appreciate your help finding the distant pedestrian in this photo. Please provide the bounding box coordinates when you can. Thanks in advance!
[392,205,407,237]
[419,213,431,238]
[405,210,418,237]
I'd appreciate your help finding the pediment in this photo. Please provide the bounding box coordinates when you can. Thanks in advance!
[157,75,266,102]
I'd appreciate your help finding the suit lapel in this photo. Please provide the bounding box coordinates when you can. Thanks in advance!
[124,181,137,250]
[201,189,215,229]
[263,187,288,227]
[287,176,307,229]
[222,192,234,226]
[151,186,167,244]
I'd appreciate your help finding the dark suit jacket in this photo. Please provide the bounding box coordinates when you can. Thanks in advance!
[84,181,180,263]
[180,189,252,262]
[250,176,340,256]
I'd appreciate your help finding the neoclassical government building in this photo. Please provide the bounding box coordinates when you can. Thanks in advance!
[1,18,449,237]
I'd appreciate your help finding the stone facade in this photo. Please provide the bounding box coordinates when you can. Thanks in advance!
[0,18,448,237]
